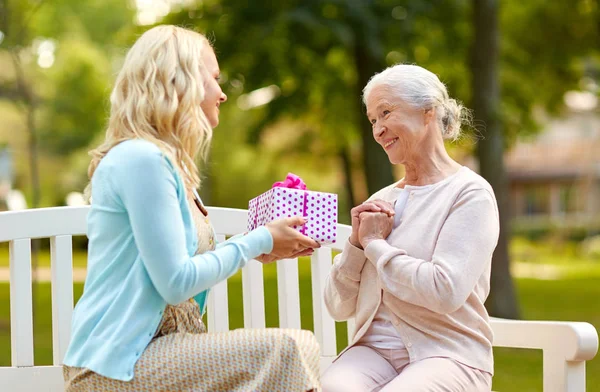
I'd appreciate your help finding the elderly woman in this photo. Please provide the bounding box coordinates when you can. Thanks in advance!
[321,64,499,392]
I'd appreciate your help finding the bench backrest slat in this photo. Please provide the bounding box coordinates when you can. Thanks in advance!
[50,235,74,366]
[242,259,266,329]
[207,234,230,333]
[9,238,34,367]
[276,258,301,329]
[310,247,337,357]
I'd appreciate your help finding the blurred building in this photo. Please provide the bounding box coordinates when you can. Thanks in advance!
[463,102,600,236]
[506,110,600,228]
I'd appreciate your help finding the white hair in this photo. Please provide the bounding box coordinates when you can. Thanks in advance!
[363,64,470,140]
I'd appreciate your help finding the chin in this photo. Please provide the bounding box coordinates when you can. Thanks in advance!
[388,155,402,165]
[209,116,219,128]
[385,152,397,164]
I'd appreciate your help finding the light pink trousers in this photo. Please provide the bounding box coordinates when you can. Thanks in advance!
[321,345,492,392]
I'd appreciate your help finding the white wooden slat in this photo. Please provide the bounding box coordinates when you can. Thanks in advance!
[50,235,74,366]
[276,258,301,329]
[0,366,64,392]
[311,247,337,357]
[333,225,351,251]
[206,207,249,237]
[347,318,356,344]
[208,234,230,333]
[543,350,586,392]
[242,259,265,329]
[0,207,88,242]
[9,239,34,367]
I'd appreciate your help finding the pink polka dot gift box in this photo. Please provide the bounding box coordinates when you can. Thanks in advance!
[248,173,338,244]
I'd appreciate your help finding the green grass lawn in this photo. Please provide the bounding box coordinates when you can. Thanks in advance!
[0,257,598,391]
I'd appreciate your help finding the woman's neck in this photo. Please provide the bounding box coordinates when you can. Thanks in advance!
[399,145,462,187]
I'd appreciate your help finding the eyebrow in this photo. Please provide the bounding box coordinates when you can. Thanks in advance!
[366,102,391,118]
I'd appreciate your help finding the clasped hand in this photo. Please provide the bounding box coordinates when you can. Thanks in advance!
[349,199,395,249]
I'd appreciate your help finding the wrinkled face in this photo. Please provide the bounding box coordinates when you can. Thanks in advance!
[200,48,227,128]
[365,86,432,165]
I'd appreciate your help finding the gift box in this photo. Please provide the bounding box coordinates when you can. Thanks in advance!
[248,173,338,244]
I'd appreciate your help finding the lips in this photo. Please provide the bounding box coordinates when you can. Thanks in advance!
[384,138,398,149]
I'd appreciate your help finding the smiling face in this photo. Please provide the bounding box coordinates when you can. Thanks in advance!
[200,48,227,128]
[365,86,435,165]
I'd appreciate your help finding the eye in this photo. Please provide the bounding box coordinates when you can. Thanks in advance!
[383,110,391,116]
[370,118,376,125]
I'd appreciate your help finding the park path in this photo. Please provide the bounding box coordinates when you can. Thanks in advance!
[0,262,564,283]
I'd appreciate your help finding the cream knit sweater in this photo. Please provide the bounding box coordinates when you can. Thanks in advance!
[324,166,499,374]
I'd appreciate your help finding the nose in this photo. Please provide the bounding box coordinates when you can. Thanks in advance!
[220,92,227,103]
[373,123,386,140]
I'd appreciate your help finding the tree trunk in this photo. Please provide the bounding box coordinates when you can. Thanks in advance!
[472,0,520,319]
[339,147,356,223]
[353,41,394,196]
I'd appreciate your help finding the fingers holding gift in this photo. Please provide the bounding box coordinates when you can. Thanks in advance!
[289,248,316,259]
[263,216,320,262]
[255,254,277,264]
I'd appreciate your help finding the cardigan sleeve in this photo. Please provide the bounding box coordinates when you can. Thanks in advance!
[111,142,273,305]
[324,240,369,321]
[323,184,398,321]
[364,189,499,314]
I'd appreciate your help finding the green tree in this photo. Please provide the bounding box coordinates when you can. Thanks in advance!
[472,0,519,319]
[166,0,598,318]
[166,1,469,208]
[0,0,135,202]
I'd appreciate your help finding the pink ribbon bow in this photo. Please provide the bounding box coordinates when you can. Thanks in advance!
[271,173,309,235]
[272,173,307,190]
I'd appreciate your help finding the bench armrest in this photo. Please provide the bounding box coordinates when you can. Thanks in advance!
[491,318,598,361]
[491,317,598,392]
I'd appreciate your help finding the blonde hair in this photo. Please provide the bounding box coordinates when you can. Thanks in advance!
[87,25,213,195]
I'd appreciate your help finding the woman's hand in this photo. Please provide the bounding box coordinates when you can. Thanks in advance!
[350,200,394,249]
[358,211,394,249]
[257,217,320,264]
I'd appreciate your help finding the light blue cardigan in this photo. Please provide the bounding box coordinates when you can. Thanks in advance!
[63,139,273,381]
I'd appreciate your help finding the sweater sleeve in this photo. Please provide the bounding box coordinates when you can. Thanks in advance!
[324,240,368,321]
[364,189,499,314]
[112,143,273,305]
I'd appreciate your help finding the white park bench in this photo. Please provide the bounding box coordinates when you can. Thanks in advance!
[0,206,597,392]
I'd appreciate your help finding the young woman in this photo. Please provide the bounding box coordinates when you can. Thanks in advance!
[63,25,321,392]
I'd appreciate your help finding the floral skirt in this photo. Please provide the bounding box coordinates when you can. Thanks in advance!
[64,301,321,391]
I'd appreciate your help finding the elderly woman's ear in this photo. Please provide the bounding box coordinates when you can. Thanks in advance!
[423,107,436,127]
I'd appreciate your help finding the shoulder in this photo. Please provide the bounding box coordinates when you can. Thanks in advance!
[456,167,496,200]
[101,139,180,192]
[450,168,498,216]
[108,139,165,164]
[103,139,177,175]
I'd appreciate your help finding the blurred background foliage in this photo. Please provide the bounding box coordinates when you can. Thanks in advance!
[0,0,599,320]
